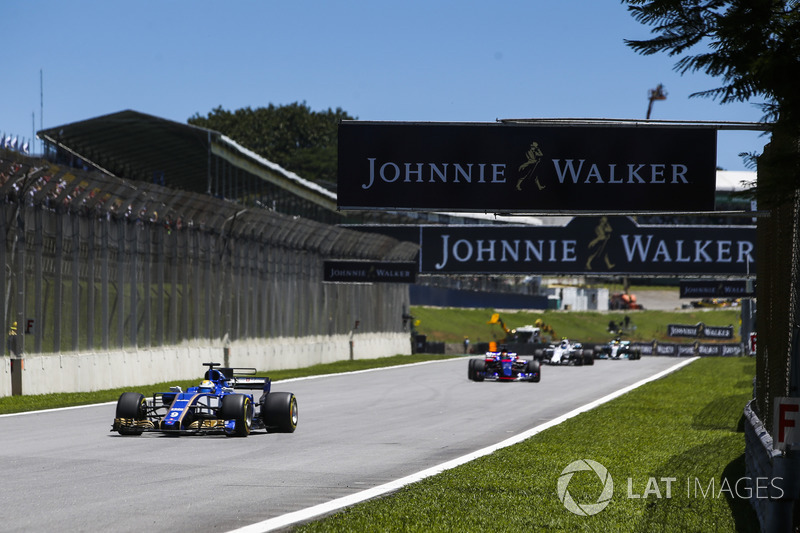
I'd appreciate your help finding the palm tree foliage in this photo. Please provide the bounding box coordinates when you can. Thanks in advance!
[622,0,800,199]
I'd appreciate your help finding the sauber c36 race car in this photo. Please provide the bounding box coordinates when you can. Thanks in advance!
[535,338,594,366]
[594,338,642,360]
[112,362,297,437]
[468,350,541,382]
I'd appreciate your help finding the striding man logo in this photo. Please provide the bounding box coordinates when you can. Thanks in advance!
[517,141,546,191]
[586,216,616,271]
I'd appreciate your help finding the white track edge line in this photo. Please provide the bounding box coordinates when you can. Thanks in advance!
[227,356,700,533]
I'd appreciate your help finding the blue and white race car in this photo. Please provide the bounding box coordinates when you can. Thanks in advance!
[535,338,595,366]
[112,362,297,437]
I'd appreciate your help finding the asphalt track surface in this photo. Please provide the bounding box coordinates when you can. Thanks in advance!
[0,356,689,533]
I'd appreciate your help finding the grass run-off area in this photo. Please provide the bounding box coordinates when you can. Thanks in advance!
[296,356,759,533]
[410,305,742,345]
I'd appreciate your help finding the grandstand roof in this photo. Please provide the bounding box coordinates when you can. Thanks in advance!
[38,110,215,189]
[37,109,336,209]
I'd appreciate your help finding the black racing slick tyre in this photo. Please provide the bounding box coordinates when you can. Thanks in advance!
[583,350,595,366]
[472,359,486,382]
[116,392,146,436]
[526,359,541,382]
[221,394,254,437]
[468,358,478,380]
[262,392,298,433]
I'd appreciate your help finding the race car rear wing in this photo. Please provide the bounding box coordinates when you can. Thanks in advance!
[229,375,271,391]
[205,364,271,391]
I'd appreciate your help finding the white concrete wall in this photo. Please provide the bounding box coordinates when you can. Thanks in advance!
[3,332,411,397]
[1,357,10,397]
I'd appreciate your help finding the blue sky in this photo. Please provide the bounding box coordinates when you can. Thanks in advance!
[3,1,768,171]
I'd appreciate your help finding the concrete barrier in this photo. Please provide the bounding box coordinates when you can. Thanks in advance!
[1,357,10,397]
[3,332,411,397]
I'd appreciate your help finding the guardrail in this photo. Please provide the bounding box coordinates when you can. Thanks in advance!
[743,400,800,532]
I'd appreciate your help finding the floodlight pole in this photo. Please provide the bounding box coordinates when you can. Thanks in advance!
[646,84,667,120]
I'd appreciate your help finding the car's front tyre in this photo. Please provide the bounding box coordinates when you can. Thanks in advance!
[115,392,146,436]
[222,394,253,437]
[526,359,541,382]
[472,359,486,382]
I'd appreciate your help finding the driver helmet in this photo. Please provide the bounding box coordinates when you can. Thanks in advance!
[560,339,568,348]
[198,379,215,393]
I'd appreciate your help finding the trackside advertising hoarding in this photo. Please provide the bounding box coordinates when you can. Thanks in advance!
[323,261,416,283]
[418,216,755,275]
[667,323,735,339]
[338,121,717,213]
[679,279,755,298]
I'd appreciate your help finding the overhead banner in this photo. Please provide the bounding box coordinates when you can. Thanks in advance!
[679,279,755,298]
[338,121,717,213]
[418,216,755,275]
[323,260,416,283]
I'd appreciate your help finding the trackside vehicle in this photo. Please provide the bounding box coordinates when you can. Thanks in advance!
[468,350,541,382]
[112,362,298,437]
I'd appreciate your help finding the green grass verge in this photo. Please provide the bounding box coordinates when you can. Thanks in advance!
[411,305,742,344]
[0,354,459,415]
[295,357,759,533]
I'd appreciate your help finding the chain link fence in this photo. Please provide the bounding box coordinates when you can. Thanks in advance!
[1,154,417,356]
[753,178,799,430]
[743,135,800,530]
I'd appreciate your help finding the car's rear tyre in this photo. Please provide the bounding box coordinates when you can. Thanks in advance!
[583,350,595,366]
[526,359,541,382]
[221,394,253,437]
[262,392,298,433]
[116,392,146,436]
[468,358,476,380]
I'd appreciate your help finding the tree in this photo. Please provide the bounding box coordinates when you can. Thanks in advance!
[188,102,355,190]
[621,0,800,202]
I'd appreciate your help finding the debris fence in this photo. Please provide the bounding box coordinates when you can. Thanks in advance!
[1,155,417,355]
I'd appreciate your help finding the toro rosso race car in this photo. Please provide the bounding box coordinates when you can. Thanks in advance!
[468,350,541,382]
[535,338,594,366]
[594,338,642,360]
[112,362,297,437]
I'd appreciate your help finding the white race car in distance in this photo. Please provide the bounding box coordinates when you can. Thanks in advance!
[535,338,594,366]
